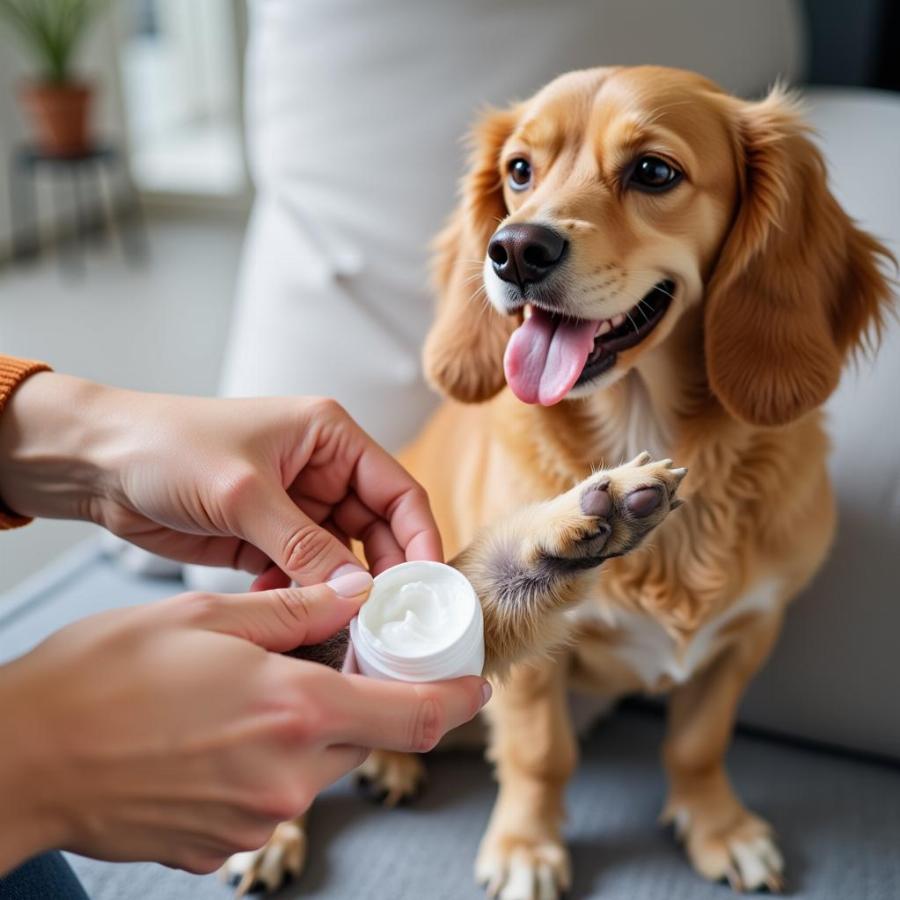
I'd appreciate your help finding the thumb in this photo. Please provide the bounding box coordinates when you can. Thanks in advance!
[240,482,365,586]
[188,573,373,652]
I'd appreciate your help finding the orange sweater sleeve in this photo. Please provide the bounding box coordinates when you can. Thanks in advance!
[0,355,53,530]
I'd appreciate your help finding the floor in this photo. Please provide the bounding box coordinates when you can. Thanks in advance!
[0,211,247,591]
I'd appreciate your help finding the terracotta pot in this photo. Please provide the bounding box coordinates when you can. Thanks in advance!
[18,82,94,156]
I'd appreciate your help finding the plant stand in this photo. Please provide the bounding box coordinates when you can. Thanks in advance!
[7,143,146,271]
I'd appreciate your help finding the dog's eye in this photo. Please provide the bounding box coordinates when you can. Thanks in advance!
[507,158,532,191]
[629,156,682,192]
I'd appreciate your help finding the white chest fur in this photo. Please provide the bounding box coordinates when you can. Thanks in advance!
[569,579,781,687]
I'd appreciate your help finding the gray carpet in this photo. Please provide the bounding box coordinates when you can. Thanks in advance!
[3,543,900,900]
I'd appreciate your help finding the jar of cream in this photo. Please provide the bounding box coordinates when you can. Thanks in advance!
[348,561,484,682]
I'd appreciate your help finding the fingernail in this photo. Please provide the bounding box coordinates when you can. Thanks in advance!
[326,564,373,599]
[480,680,493,707]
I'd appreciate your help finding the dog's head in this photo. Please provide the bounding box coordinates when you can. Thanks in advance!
[424,66,892,426]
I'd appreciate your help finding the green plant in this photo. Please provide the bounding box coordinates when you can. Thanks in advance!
[0,0,113,84]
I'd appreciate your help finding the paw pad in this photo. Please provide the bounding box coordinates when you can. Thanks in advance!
[625,485,663,518]
[580,482,611,517]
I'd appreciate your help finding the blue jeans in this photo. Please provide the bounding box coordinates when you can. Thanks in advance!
[0,852,89,900]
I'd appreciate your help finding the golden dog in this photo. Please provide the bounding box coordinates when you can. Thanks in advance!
[228,65,892,897]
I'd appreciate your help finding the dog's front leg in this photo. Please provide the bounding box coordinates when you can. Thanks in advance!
[661,610,786,893]
[463,454,686,900]
[476,657,576,899]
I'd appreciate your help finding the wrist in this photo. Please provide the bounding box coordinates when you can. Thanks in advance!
[0,373,123,521]
[0,657,72,873]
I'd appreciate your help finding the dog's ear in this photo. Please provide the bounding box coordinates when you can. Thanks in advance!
[423,107,520,403]
[705,88,893,427]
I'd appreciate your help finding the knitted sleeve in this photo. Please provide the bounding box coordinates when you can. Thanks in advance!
[0,356,53,529]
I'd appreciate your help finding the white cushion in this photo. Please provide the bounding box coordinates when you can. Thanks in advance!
[741,88,900,757]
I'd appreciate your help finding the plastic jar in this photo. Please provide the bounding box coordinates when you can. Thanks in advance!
[348,561,484,682]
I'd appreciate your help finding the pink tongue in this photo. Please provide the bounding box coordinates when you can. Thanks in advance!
[503,308,599,405]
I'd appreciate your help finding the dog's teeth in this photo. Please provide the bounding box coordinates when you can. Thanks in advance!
[611,313,625,328]
[595,320,612,336]
[524,304,533,319]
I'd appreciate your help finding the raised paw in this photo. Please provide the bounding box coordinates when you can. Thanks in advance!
[454,453,686,673]
[476,831,571,900]
[222,818,307,896]
[539,452,686,568]
[355,749,426,807]
[663,803,784,893]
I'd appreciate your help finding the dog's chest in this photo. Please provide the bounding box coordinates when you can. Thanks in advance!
[568,579,780,689]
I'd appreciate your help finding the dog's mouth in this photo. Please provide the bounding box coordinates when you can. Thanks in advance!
[503,280,674,405]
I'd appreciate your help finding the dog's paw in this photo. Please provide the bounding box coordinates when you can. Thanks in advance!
[355,750,426,807]
[539,451,686,568]
[476,831,571,900]
[222,819,307,896]
[663,803,784,893]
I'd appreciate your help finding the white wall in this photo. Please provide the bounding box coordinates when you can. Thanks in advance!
[0,8,128,258]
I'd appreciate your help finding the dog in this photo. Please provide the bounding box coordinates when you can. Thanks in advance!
[226,65,892,897]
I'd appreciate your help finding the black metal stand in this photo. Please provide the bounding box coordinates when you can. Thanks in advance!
[8,143,147,271]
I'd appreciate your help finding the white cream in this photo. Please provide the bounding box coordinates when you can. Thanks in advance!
[350,561,484,682]
[364,580,467,654]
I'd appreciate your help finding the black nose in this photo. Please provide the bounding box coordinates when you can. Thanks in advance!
[488,224,568,289]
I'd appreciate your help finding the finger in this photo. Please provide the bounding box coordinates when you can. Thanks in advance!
[330,493,405,575]
[356,519,405,576]
[313,412,442,564]
[238,481,364,586]
[304,672,490,753]
[304,745,370,797]
[185,580,372,651]
[350,444,443,564]
[250,565,291,592]
[122,529,271,576]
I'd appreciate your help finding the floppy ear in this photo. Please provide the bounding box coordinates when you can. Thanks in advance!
[705,88,893,427]
[423,107,520,403]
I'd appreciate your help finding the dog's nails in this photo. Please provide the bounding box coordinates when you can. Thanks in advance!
[630,450,652,466]
[671,466,688,481]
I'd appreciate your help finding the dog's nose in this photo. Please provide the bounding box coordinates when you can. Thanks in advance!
[488,224,568,289]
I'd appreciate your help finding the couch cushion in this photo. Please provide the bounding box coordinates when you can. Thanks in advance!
[741,88,900,759]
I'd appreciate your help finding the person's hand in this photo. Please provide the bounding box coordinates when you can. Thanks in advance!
[0,374,441,583]
[0,580,490,875]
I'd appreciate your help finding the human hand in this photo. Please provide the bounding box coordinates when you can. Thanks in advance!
[0,580,489,874]
[0,374,441,583]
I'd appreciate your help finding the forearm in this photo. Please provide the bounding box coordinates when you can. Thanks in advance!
[0,372,120,522]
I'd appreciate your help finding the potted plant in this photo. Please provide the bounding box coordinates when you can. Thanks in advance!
[0,0,112,156]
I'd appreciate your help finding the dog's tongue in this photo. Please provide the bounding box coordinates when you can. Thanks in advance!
[503,308,598,405]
